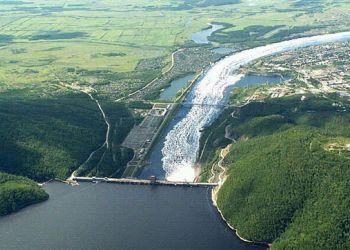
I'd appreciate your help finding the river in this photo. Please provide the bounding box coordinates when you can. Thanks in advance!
[160,74,196,101]
[0,182,262,250]
[161,32,350,182]
[140,74,288,179]
[191,23,224,44]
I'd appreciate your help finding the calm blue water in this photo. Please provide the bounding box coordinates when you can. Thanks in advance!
[160,74,196,101]
[0,182,263,250]
[191,24,224,44]
[235,74,289,88]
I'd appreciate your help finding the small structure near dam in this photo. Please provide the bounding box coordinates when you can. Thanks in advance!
[73,176,218,188]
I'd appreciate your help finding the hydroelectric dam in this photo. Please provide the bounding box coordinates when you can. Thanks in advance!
[73,176,218,188]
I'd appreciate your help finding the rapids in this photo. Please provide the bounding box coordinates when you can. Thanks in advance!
[162,31,350,182]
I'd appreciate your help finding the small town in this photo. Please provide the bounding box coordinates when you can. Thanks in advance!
[242,41,350,101]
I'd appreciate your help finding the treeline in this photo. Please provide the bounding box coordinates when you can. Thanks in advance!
[202,94,350,248]
[209,24,328,48]
[0,172,48,216]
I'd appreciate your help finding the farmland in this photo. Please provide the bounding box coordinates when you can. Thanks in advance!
[0,0,350,97]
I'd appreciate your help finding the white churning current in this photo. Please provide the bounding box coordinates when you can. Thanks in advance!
[162,31,350,182]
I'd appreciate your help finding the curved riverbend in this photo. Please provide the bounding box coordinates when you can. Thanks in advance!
[162,32,350,182]
[191,23,224,44]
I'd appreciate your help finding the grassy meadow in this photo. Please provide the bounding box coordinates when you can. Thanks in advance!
[0,0,350,95]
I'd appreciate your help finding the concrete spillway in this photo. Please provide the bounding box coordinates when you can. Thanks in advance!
[161,31,350,182]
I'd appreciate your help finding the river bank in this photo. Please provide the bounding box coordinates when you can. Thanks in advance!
[210,146,270,248]
[204,92,350,248]
[139,31,350,181]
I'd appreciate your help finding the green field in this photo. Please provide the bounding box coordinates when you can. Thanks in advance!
[0,0,350,96]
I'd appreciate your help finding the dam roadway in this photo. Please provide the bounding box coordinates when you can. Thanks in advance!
[73,176,218,187]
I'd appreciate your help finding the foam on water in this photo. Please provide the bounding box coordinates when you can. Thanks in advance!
[162,32,350,182]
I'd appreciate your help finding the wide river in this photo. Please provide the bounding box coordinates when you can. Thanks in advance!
[161,31,350,182]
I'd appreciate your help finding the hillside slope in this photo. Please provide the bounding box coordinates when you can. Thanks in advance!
[204,95,350,248]
[0,90,134,182]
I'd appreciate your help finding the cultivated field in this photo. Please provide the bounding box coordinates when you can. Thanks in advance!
[0,0,349,96]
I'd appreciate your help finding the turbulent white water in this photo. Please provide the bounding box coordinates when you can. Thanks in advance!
[162,32,350,182]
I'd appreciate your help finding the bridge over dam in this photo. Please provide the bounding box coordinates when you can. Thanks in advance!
[73,177,218,188]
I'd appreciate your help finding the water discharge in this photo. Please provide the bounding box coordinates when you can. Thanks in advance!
[162,31,350,182]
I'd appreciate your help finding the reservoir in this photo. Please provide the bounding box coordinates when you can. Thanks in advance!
[234,74,290,88]
[0,182,262,250]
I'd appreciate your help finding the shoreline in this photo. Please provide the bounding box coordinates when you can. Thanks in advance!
[210,147,271,249]
[211,182,271,248]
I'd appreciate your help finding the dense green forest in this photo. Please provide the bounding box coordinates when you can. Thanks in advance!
[0,172,48,216]
[0,90,134,182]
[0,90,104,182]
[202,94,350,248]
[0,89,135,215]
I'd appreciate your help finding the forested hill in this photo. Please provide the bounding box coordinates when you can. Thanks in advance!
[0,89,135,215]
[0,90,134,182]
[0,172,48,216]
[205,94,350,248]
